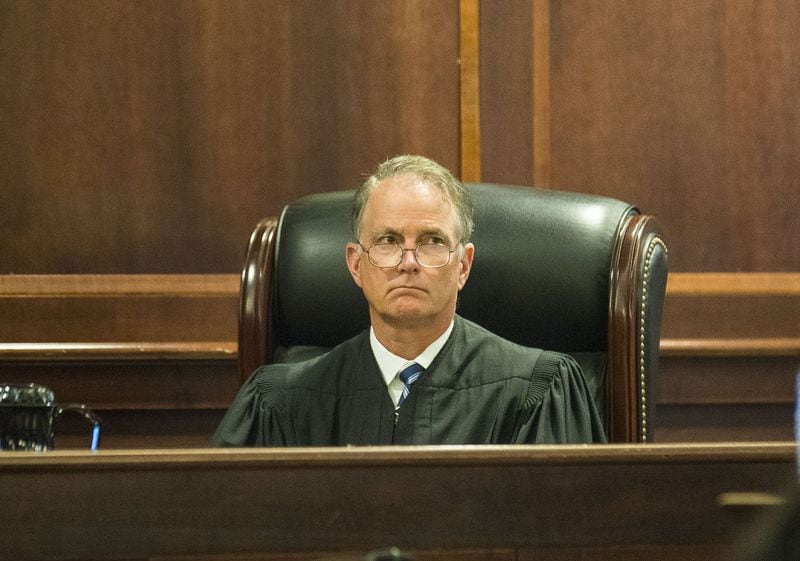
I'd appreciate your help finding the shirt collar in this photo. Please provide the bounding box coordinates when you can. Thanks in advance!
[370,320,455,387]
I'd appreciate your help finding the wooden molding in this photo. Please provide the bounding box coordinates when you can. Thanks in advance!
[2,441,794,467]
[661,272,800,356]
[0,274,239,297]
[0,273,239,343]
[532,0,551,186]
[0,341,236,361]
[661,337,800,357]
[666,272,800,295]
[459,0,481,182]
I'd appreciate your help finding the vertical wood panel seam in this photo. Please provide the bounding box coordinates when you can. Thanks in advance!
[459,0,481,182]
[532,0,551,186]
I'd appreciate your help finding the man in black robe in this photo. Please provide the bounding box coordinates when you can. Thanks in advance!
[214,155,606,446]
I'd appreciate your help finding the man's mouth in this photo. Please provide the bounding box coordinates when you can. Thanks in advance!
[390,286,425,293]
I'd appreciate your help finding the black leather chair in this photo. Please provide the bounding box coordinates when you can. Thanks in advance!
[238,183,668,442]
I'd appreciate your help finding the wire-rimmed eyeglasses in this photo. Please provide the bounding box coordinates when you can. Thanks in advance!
[358,242,460,268]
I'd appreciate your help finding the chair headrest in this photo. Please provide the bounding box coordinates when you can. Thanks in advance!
[273,183,636,353]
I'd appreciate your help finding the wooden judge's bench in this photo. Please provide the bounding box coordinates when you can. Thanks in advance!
[0,443,796,561]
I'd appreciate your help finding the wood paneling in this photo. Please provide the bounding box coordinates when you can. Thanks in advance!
[0,274,240,449]
[657,354,797,441]
[0,274,238,342]
[662,273,800,340]
[0,1,460,274]
[656,272,800,442]
[55,408,226,450]
[1,352,238,449]
[478,0,533,185]
[657,404,796,442]
[5,1,798,274]
[1,273,797,446]
[479,0,800,272]
[0,444,795,560]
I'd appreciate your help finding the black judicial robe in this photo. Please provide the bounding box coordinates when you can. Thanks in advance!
[213,316,607,446]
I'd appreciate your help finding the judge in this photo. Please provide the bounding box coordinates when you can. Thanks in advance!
[213,155,607,446]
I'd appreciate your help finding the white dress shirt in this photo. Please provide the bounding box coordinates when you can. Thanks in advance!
[369,320,455,407]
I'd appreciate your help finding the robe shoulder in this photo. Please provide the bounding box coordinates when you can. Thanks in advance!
[211,331,380,446]
[414,317,607,444]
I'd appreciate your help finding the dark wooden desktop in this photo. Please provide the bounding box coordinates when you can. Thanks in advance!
[1,443,796,561]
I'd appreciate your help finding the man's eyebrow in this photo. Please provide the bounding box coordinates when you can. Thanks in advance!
[366,226,454,243]
[366,227,401,240]
[417,226,448,237]
[416,227,454,243]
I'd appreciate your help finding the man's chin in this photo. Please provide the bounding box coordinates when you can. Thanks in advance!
[381,306,431,326]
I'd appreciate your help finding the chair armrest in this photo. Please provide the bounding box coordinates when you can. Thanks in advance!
[238,218,278,384]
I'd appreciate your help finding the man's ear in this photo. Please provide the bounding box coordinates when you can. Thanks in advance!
[345,242,363,288]
[457,242,475,290]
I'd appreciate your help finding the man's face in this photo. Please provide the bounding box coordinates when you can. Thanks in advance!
[346,174,474,330]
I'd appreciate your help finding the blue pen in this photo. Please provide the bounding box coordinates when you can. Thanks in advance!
[90,423,101,451]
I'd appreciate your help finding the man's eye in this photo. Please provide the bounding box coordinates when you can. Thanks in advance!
[374,236,396,245]
[421,237,445,246]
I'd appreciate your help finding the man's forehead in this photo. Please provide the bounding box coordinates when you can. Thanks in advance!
[360,175,459,233]
[368,175,452,210]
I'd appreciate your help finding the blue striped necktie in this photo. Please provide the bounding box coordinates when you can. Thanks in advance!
[397,362,424,407]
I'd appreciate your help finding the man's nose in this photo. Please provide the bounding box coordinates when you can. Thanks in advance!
[397,247,420,270]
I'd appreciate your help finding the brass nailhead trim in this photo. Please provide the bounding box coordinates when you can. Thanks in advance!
[640,236,668,442]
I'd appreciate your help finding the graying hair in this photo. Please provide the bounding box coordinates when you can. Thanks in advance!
[351,155,474,243]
